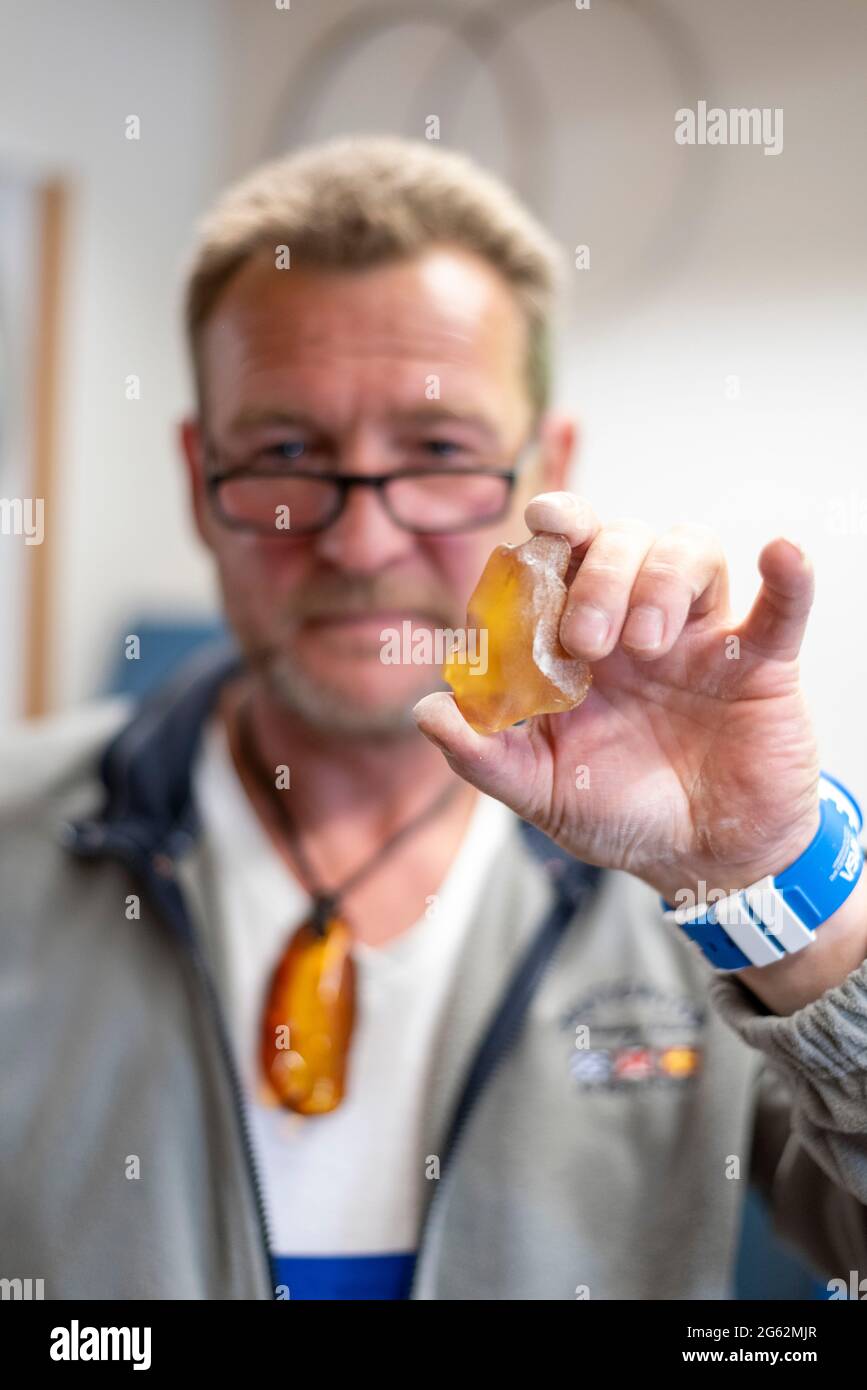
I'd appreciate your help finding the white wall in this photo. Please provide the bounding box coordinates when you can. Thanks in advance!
[2,0,865,787]
[0,0,235,705]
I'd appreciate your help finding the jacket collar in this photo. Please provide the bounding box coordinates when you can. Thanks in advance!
[66,637,597,907]
[66,638,244,861]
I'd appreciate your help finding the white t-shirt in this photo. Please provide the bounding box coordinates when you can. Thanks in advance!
[191,716,514,1299]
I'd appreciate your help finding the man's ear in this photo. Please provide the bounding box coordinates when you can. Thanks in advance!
[536,412,579,493]
[179,416,212,548]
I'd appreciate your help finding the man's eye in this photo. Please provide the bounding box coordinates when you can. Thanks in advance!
[253,441,310,470]
[423,439,464,458]
[271,441,306,460]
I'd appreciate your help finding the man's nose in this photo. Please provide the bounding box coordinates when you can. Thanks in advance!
[313,479,417,574]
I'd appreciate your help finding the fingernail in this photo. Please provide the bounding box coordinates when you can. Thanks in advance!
[564,603,610,654]
[623,605,664,651]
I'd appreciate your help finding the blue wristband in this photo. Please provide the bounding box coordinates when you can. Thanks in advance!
[662,773,864,970]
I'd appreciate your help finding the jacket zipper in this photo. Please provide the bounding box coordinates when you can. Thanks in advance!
[183,925,279,1299]
[408,872,599,1299]
[77,831,279,1299]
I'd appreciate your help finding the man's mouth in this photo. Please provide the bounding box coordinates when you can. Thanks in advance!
[302,610,440,631]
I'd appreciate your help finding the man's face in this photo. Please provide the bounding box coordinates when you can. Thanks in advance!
[182,245,566,737]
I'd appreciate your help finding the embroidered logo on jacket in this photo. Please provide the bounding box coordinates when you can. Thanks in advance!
[561,981,706,1090]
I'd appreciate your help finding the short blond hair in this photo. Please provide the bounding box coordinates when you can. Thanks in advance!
[182,134,565,421]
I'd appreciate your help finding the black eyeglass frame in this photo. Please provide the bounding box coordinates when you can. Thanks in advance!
[202,435,537,537]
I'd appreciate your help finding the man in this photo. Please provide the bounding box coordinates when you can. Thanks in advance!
[2,135,866,1301]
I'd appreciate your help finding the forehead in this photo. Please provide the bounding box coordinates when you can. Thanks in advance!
[198,245,531,439]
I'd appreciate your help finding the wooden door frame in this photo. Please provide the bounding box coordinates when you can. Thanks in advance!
[23,178,66,718]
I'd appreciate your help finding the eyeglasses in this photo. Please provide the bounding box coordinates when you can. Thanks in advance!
[203,438,531,537]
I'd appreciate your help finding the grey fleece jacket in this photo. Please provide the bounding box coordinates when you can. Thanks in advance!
[1,646,866,1300]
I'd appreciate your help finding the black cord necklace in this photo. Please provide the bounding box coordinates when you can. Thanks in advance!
[235,691,464,936]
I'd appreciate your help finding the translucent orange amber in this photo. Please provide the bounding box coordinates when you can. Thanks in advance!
[443,532,592,734]
[260,916,356,1115]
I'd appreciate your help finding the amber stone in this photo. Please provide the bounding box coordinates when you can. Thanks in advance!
[443,532,592,734]
[260,916,356,1115]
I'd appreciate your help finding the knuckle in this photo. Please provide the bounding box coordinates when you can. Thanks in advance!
[573,559,632,590]
[607,516,656,539]
[669,520,718,543]
[638,557,689,587]
[666,523,724,562]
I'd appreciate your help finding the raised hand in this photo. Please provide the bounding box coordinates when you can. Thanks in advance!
[413,490,822,909]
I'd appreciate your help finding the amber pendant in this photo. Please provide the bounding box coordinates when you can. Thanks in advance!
[260,908,356,1115]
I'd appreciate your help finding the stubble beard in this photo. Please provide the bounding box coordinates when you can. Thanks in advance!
[262,648,445,742]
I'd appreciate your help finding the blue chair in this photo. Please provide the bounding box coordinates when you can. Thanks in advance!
[101,616,228,699]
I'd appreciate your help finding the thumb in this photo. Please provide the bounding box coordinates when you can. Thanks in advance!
[411,691,533,806]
